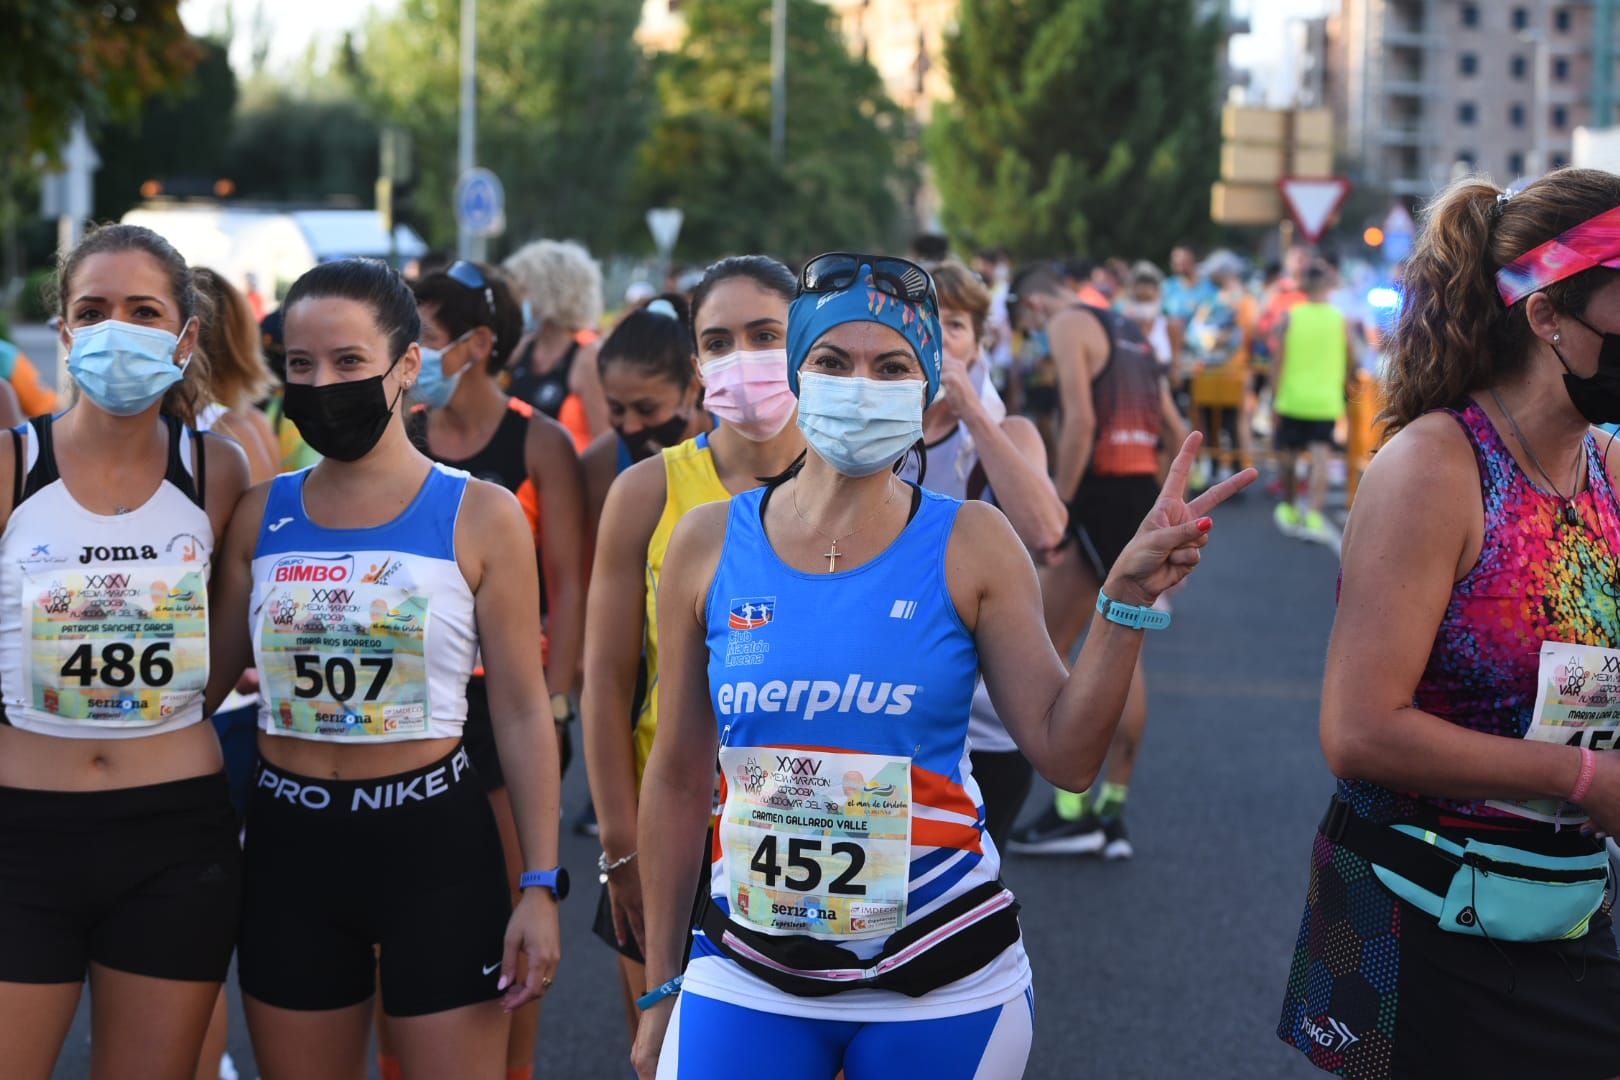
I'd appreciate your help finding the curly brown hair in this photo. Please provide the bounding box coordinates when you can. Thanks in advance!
[1384,168,1620,434]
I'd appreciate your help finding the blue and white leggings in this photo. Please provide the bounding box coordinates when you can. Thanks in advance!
[656,986,1035,1079]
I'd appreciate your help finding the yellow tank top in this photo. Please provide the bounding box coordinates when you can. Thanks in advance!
[635,432,732,781]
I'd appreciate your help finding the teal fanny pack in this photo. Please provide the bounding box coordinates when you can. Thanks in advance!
[1319,797,1611,943]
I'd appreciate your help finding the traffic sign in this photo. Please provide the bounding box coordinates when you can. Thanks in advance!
[646,207,684,255]
[455,168,505,238]
[1278,177,1352,244]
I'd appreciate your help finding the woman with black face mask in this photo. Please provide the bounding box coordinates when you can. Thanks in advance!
[396,262,583,1080]
[206,259,565,1079]
[581,294,713,530]
[1277,170,1620,1079]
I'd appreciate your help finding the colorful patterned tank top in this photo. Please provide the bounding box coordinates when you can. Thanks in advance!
[1341,399,1620,825]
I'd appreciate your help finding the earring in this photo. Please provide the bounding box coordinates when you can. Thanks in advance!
[1554,333,1563,344]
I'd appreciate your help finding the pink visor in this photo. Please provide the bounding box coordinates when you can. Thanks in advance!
[1497,204,1620,306]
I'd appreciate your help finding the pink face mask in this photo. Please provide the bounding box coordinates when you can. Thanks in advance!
[700,348,797,441]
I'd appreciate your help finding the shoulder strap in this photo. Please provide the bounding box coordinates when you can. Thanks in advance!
[21,414,58,502]
[161,414,205,510]
[9,428,21,510]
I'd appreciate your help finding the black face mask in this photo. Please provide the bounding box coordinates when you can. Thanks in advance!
[620,412,691,462]
[282,361,403,462]
[1555,316,1620,425]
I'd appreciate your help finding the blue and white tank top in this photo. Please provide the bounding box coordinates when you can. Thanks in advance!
[249,463,478,743]
[0,414,212,739]
[687,484,1030,1021]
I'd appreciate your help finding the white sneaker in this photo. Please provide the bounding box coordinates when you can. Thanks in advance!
[219,1053,239,1080]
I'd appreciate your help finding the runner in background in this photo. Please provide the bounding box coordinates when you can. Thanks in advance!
[582,257,804,1042]
[503,240,609,450]
[1271,262,1354,545]
[193,269,279,485]
[581,296,714,531]
[900,261,1066,851]
[1278,170,1620,1080]
[1185,253,1258,484]
[0,223,249,1079]
[404,259,583,1080]
[1006,264,1164,861]
[1161,243,1214,328]
[0,337,54,419]
[1121,263,1193,482]
[259,310,322,473]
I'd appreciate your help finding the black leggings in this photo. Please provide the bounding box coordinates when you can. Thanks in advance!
[970,749,1035,854]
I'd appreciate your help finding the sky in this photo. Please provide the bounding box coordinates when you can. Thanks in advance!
[183,0,1330,88]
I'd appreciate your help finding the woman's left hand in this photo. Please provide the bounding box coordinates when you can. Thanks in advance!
[499,888,562,1011]
[1105,431,1256,606]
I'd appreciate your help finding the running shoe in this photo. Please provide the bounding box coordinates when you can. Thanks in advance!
[1006,806,1106,855]
[573,801,599,837]
[1273,502,1302,537]
[1101,816,1133,861]
[1300,509,1340,546]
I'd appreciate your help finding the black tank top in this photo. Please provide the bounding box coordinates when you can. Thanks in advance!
[407,400,530,494]
[508,338,577,419]
[1078,305,1162,478]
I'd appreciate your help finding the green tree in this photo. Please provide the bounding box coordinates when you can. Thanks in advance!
[94,38,237,221]
[635,0,907,261]
[222,93,379,206]
[361,0,647,252]
[929,0,1223,261]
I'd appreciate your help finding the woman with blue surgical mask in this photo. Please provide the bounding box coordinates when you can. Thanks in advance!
[632,254,1256,1080]
[402,261,584,1080]
[0,224,252,1076]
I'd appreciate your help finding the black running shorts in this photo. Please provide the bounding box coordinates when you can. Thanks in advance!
[0,772,241,984]
[1066,473,1161,580]
[1274,416,1336,452]
[238,745,512,1017]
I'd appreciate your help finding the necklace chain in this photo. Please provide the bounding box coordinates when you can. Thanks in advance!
[791,477,898,572]
[1489,388,1585,526]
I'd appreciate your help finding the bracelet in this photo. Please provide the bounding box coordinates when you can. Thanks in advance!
[636,975,683,1010]
[597,849,637,884]
[1571,747,1598,804]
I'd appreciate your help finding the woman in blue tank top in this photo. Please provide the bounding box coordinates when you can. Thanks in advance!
[632,254,1255,1080]
[205,260,565,1079]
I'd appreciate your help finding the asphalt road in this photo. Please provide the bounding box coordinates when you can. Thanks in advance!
[54,483,1339,1080]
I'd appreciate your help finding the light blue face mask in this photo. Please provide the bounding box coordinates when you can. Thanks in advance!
[67,319,191,417]
[796,372,925,477]
[409,333,471,409]
[520,298,538,336]
[1029,328,1050,357]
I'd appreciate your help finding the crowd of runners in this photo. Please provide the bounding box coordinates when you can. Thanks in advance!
[6,164,1620,1080]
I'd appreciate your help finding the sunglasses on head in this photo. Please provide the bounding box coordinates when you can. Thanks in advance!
[446,260,498,332]
[798,252,938,312]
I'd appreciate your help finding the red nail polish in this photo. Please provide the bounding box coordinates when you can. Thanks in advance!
[1197,517,1213,533]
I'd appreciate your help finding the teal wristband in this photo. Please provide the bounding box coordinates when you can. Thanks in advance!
[637,975,683,1010]
[1096,589,1172,631]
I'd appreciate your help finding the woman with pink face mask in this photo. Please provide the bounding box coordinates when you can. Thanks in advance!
[581,256,806,1043]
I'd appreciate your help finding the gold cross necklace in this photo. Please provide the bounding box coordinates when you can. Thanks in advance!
[791,476,898,572]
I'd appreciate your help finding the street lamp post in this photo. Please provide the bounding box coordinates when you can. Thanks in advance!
[771,0,787,166]
[1520,28,1551,179]
[458,0,480,260]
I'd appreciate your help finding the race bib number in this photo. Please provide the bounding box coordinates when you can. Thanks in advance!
[258,582,429,738]
[718,746,911,940]
[24,564,208,725]
[1489,641,1620,820]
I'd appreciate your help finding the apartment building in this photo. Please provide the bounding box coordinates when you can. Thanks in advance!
[1327,0,1615,197]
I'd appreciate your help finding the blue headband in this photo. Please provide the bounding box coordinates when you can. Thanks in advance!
[786,265,942,402]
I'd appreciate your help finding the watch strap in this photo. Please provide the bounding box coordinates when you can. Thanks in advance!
[1096,589,1172,631]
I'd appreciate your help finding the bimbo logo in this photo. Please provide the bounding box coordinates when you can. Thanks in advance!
[715,674,919,720]
[729,596,776,631]
[272,555,354,584]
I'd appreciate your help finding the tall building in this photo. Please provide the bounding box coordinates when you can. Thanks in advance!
[1327,0,1618,197]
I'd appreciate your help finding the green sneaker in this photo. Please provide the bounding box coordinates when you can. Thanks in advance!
[1301,509,1339,545]
[1273,502,1302,537]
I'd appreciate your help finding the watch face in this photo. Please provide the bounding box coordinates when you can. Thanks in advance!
[554,866,571,900]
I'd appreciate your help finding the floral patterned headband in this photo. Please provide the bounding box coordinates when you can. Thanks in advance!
[1496,204,1620,306]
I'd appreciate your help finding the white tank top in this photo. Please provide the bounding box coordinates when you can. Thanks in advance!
[249,463,478,743]
[0,414,213,739]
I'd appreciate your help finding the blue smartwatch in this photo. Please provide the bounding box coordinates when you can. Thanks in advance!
[519,867,571,900]
[1096,589,1172,631]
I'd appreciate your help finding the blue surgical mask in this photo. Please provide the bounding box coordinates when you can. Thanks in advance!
[410,334,469,409]
[1029,328,1050,356]
[796,372,925,477]
[67,319,191,416]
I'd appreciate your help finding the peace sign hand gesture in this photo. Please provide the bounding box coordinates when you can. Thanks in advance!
[1103,432,1256,608]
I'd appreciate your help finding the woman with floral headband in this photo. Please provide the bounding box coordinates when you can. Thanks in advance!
[1277,170,1620,1078]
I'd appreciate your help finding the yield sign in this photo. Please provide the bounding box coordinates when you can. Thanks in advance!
[1278,177,1352,243]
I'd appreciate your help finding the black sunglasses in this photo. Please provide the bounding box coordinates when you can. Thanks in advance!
[446,260,498,334]
[798,252,938,312]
